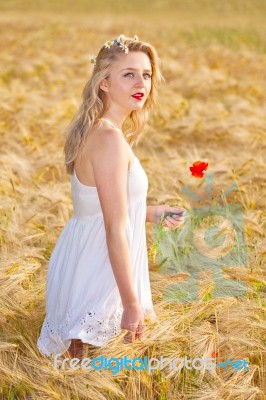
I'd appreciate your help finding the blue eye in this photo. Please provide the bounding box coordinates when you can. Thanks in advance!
[124,72,151,78]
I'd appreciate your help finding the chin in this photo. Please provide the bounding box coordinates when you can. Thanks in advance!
[131,103,144,110]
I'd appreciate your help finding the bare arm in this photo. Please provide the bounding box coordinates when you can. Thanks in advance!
[146,206,152,223]
[91,129,138,309]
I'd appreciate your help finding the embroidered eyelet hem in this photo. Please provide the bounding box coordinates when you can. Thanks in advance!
[37,305,157,357]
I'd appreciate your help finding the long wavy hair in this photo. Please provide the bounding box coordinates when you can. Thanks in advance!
[64,34,165,174]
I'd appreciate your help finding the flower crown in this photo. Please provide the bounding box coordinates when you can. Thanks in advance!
[88,34,138,68]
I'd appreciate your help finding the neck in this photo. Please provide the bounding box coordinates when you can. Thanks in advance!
[100,113,128,131]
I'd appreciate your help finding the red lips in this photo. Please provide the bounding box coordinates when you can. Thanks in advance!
[132,93,144,100]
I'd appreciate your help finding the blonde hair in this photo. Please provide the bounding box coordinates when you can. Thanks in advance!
[64,35,165,174]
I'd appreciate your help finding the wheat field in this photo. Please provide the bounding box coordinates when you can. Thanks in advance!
[0,1,265,399]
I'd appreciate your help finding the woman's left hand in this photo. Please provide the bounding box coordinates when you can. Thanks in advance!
[147,204,186,229]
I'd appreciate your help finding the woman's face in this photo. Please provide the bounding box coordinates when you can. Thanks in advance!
[101,51,152,112]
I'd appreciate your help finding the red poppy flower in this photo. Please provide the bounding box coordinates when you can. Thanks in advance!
[189,161,208,178]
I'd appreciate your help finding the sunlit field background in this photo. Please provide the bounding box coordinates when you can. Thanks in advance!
[0,0,266,399]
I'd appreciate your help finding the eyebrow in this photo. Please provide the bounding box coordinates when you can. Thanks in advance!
[121,67,152,72]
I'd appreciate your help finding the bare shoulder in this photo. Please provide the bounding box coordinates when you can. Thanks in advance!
[77,123,127,162]
[74,121,133,187]
[74,124,131,187]
[93,128,128,168]
[82,122,119,149]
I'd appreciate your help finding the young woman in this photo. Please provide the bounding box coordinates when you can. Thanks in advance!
[37,34,186,359]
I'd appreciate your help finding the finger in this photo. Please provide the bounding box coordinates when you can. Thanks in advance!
[172,219,185,227]
[172,218,185,225]
[123,322,146,342]
[165,205,181,212]
[162,220,171,228]
[125,329,136,338]
[122,322,139,331]
[165,216,177,225]
[135,329,143,340]
[168,207,184,214]
[135,324,145,338]
[123,337,132,344]
[167,215,185,224]
[172,214,184,220]
[126,321,146,333]
[171,212,185,219]
[136,323,145,333]
[164,218,182,230]
[123,330,136,343]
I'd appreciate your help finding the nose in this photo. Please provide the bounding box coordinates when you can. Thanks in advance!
[134,74,146,87]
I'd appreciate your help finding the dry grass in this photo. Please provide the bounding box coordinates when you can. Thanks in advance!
[0,1,265,399]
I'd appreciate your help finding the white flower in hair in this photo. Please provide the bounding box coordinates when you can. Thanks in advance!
[117,34,126,42]
[121,44,129,54]
[89,33,132,69]
[114,35,129,53]
[88,54,97,67]
[104,40,114,48]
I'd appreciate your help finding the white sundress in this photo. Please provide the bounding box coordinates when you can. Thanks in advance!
[37,126,157,357]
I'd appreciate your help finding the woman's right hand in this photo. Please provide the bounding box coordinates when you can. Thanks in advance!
[121,303,145,343]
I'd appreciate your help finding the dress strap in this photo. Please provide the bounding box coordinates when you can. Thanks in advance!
[99,118,122,134]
